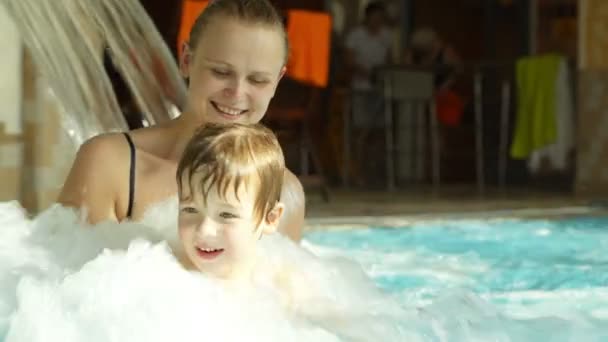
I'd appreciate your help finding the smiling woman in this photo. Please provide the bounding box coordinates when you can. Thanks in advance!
[57,0,306,242]
[180,2,288,125]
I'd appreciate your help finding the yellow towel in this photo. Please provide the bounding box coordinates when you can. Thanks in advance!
[510,54,561,159]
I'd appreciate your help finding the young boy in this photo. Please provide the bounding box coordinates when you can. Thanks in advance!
[174,122,344,320]
[172,124,399,340]
[174,122,286,283]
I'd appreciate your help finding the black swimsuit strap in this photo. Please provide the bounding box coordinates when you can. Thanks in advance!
[123,133,136,219]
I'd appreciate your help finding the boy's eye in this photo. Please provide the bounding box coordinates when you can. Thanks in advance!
[219,212,237,219]
[212,68,230,76]
[180,207,198,214]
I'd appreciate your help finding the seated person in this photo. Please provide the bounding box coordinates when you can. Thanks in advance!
[403,27,462,92]
[0,123,406,341]
[344,1,393,185]
[404,27,465,126]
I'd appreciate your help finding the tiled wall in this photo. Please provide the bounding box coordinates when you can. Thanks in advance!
[0,7,23,205]
[0,126,23,203]
[0,48,78,213]
[576,0,608,196]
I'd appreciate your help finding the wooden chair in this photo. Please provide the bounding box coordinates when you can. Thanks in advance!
[264,77,330,201]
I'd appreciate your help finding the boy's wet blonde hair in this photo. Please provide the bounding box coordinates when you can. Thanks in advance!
[177,123,285,226]
[188,0,289,62]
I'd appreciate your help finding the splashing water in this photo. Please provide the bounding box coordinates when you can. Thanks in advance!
[1,0,186,146]
[305,218,608,340]
[1,201,608,341]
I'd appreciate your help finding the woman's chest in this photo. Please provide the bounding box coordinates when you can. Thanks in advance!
[129,157,179,221]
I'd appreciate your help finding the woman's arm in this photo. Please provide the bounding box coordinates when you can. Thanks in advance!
[277,170,306,242]
[57,134,125,223]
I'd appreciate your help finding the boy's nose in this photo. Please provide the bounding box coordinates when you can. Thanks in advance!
[197,217,218,237]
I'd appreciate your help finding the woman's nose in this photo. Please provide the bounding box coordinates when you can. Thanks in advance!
[223,77,246,99]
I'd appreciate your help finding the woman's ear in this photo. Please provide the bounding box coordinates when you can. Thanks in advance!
[179,43,192,78]
[272,66,287,93]
[262,202,284,234]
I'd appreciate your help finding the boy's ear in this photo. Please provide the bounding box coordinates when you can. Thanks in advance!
[261,202,284,234]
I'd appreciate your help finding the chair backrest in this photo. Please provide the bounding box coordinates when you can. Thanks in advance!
[378,68,435,101]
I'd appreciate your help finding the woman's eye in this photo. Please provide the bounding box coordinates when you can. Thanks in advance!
[249,76,269,85]
[219,212,237,219]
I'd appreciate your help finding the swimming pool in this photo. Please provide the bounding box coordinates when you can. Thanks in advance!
[3,201,608,341]
[304,215,608,318]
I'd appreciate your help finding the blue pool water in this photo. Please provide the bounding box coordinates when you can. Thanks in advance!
[3,201,608,341]
[303,216,608,311]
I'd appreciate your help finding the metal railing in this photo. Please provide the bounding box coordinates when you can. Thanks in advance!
[341,61,517,194]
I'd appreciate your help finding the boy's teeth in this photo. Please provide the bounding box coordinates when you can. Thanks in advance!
[199,247,220,252]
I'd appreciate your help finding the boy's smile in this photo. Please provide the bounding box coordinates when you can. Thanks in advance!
[195,245,225,260]
[178,174,271,280]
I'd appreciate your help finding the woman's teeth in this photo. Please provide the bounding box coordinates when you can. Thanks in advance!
[215,103,244,116]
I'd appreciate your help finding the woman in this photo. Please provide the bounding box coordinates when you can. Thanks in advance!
[58,0,305,241]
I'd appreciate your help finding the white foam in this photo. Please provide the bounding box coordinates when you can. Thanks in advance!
[0,201,411,341]
[1,200,607,341]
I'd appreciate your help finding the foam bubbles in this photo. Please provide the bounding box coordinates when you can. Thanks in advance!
[1,201,608,341]
[0,201,406,341]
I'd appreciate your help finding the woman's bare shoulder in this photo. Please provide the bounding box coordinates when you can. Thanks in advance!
[124,123,180,157]
[68,123,176,185]
[278,169,306,242]
[78,132,131,158]
[283,169,304,197]
[57,132,131,216]
[76,124,170,160]
[58,124,176,222]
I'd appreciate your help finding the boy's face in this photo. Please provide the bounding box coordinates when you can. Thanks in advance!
[177,173,282,280]
[180,17,286,125]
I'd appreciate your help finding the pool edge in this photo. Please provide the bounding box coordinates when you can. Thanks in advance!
[304,206,608,231]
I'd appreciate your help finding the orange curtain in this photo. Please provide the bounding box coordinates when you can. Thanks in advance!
[177,0,209,59]
[286,10,331,88]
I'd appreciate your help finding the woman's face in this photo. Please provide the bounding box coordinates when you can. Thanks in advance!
[180,17,286,125]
